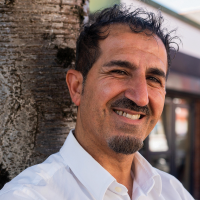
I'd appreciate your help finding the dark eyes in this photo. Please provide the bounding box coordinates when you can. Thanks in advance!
[147,76,161,84]
[111,70,128,75]
[111,70,162,85]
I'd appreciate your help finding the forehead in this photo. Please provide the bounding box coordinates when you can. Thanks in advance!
[98,24,168,72]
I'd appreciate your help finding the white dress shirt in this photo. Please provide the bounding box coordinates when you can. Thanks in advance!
[0,130,194,200]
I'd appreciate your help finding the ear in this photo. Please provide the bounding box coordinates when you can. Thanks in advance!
[66,69,83,106]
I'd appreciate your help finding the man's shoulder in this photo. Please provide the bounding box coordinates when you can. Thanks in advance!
[0,152,73,200]
[153,167,194,199]
[153,167,179,182]
[10,152,68,185]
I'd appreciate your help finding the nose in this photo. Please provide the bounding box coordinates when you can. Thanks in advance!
[124,77,149,107]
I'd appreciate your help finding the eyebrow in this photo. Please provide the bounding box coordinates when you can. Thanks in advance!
[147,68,166,79]
[103,60,137,70]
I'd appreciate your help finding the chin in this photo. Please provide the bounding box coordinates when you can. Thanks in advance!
[107,135,144,155]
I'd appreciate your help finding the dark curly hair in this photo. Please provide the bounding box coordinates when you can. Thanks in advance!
[75,4,179,80]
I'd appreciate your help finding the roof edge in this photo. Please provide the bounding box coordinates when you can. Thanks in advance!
[140,0,200,30]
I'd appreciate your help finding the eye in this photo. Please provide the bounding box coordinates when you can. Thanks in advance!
[111,70,127,75]
[147,76,161,84]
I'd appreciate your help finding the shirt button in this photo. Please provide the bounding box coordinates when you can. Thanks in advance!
[115,187,122,193]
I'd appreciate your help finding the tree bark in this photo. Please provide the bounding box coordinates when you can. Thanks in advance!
[0,0,88,179]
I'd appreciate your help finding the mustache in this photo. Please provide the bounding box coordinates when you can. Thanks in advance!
[111,97,150,115]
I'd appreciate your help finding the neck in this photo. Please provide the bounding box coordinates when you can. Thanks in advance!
[96,151,134,198]
[74,124,134,198]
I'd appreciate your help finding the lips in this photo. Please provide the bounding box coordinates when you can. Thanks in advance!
[110,97,150,116]
[114,109,141,120]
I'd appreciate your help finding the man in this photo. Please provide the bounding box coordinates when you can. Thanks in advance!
[0,5,194,200]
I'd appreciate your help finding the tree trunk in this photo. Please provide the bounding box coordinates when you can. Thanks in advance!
[0,0,88,179]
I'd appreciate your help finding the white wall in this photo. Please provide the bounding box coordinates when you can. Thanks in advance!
[121,0,200,59]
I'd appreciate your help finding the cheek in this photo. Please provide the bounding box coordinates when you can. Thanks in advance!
[98,80,125,105]
[147,91,165,137]
[149,88,165,117]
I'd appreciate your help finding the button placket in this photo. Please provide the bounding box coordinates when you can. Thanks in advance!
[115,187,122,193]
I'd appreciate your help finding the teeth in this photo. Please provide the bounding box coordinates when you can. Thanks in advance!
[119,111,123,116]
[115,110,141,120]
[126,113,132,119]
[132,115,140,120]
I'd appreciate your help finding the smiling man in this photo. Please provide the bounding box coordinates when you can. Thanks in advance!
[0,4,194,200]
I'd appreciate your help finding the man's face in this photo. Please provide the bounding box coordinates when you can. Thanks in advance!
[77,24,167,155]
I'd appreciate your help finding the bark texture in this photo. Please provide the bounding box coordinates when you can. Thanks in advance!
[0,0,88,179]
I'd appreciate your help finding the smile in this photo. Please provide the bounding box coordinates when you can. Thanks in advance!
[114,110,141,120]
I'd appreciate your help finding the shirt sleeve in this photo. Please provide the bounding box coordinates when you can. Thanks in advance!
[170,177,195,200]
[0,190,35,200]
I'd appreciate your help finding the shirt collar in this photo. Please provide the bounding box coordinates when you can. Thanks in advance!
[59,130,115,200]
[132,152,162,196]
